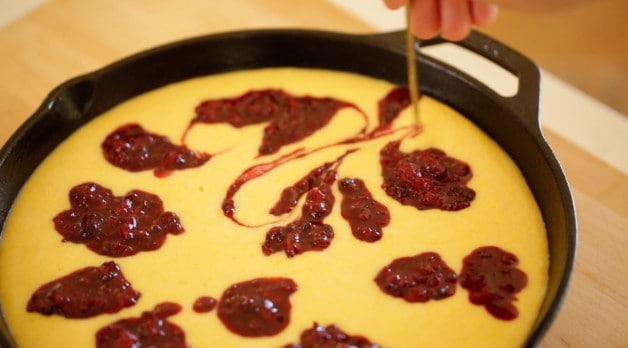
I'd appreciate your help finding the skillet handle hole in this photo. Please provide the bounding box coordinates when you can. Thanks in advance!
[421,42,519,98]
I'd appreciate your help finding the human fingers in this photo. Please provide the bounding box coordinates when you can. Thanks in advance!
[383,0,406,10]
[470,0,499,26]
[440,0,472,41]
[410,0,441,40]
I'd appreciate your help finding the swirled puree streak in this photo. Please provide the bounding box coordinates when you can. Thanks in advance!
[0,68,548,347]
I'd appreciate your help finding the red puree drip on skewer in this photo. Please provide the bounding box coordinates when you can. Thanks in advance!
[53,182,184,257]
[191,89,367,156]
[284,322,381,348]
[217,277,298,337]
[380,141,475,211]
[374,252,457,303]
[102,123,210,177]
[27,261,140,319]
[338,178,390,242]
[459,246,528,320]
[96,302,187,348]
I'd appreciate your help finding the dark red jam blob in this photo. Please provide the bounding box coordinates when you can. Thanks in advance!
[263,167,337,257]
[53,182,184,257]
[102,123,210,177]
[263,220,335,258]
[376,86,411,132]
[459,246,528,320]
[285,322,381,348]
[217,278,298,337]
[193,296,218,313]
[380,141,475,211]
[26,261,140,319]
[96,302,187,348]
[193,89,355,155]
[270,161,338,216]
[338,178,390,242]
[194,89,290,127]
[375,252,457,303]
[300,185,335,221]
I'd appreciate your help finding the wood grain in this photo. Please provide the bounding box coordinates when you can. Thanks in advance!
[540,132,628,347]
[480,0,628,116]
[0,1,626,347]
[0,0,373,146]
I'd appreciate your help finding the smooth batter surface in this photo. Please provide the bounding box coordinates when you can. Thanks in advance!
[0,68,548,347]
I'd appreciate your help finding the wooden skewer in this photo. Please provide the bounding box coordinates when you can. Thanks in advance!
[405,0,421,125]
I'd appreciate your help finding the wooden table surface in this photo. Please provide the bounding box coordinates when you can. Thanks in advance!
[0,1,626,347]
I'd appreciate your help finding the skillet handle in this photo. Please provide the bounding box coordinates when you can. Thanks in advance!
[366,30,542,133]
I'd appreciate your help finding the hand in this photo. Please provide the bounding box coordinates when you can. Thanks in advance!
[384,0,588,41]
[384,0,498,41]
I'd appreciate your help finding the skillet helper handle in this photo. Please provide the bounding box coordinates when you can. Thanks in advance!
[369,30,542,133]
[439,31,542,132]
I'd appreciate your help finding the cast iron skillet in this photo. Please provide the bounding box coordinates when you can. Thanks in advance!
[0,29,576,347]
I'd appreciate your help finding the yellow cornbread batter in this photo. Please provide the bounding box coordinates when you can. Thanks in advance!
[0,68,548,347]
